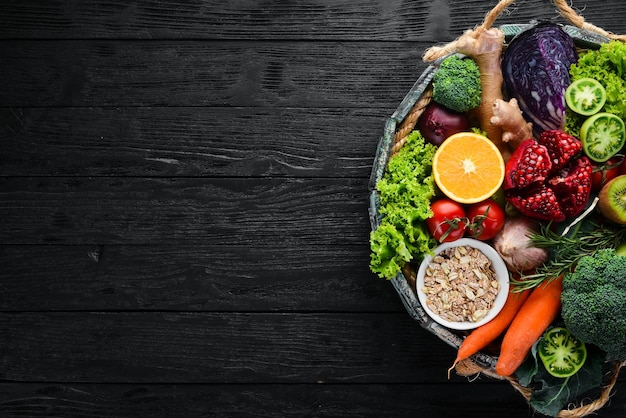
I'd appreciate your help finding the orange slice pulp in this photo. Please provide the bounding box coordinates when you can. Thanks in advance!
[432,132,505,204]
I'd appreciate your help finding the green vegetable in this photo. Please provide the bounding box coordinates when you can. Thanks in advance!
[370,131,437,279]
[580,112,625,162]
[565,77,606,116]
[538,327,587,378]
[512,218,626,292]
[432,55,482,113]
[566,40,626,138]
[561,248,626,361]
[516,338,604,417]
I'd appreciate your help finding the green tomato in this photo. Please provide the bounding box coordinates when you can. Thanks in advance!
[580,112,626,163]
[616,241,626,257]
[565,78,606,116]
[538,327,587,378]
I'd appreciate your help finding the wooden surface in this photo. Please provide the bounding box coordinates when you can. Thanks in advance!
[1,1,625,416]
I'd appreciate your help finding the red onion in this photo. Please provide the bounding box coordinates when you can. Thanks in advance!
[418,102,470,146]
[493,216,549,273]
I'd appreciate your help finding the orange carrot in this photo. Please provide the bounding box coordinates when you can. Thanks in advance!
[448,288,531,377]
[495,276,564,377]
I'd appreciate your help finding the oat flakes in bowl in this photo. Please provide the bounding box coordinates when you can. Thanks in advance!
[416,238,509,330]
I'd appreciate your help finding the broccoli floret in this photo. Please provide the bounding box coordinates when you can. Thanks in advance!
[561,249,626,361]
[432,55,482,113]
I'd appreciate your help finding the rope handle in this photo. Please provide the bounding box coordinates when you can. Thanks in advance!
[553,0,626,41]
[424,0,626,62]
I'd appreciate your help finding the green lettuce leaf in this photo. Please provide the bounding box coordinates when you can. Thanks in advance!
[566,40,626,138]
[370,131,437,279]
[369,223,416,279]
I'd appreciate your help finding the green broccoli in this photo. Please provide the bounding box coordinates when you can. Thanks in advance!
[432,55,482,113]
[561,248,626,361]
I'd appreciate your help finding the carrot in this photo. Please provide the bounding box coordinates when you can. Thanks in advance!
[448,288,531,377]
[495,276,564,377]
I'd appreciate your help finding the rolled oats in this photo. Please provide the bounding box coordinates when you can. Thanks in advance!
[421,245,499,323]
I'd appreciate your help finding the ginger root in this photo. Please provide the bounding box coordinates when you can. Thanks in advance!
[449,27,511,161]
[491,98,533,152]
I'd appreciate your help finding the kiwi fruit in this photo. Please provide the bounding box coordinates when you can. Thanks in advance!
[598,175,626,225]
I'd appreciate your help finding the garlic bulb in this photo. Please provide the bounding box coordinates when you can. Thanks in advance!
[493,216,549,272]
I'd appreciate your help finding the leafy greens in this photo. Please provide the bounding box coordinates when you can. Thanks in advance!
[566,40,626,138]
[370,130,437,279]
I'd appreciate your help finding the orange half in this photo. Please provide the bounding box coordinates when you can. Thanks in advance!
[432,132,505,204]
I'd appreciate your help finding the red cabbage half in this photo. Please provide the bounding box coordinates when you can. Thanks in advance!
[502,22,578,137]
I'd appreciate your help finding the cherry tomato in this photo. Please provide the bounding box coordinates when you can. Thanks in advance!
[466,199,505,241]
[426,199,467,243]
[591,155,624,192]
[619,156,626,176]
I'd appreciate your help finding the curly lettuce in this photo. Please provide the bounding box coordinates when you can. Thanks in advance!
[566,40,626,138]
[370,130,437,279]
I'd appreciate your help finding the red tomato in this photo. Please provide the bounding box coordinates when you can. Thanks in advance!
[591,156,623,192]
[466,199,505,241]
[426,199,467,243]
[620,157,626,176]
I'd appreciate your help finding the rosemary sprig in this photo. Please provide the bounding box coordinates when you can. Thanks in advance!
[511,220,626,292]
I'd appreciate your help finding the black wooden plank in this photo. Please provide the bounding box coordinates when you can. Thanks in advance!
[0,312,459,384]
[0,383,551,418]
[3,0,621,42]
[0,107,384,178]
[0,177,369,246]
[0,40,429,108]
[0,312,626,413]
[0,244,398,312]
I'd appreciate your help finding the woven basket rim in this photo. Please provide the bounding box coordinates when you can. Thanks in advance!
[368,21,625,417]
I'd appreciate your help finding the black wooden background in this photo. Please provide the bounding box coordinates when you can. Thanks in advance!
[1,1,625,416]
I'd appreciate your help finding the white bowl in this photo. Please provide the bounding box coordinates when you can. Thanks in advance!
[416,238,509,331]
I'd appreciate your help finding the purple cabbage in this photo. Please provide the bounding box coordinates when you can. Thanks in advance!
[502,22,578,137]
